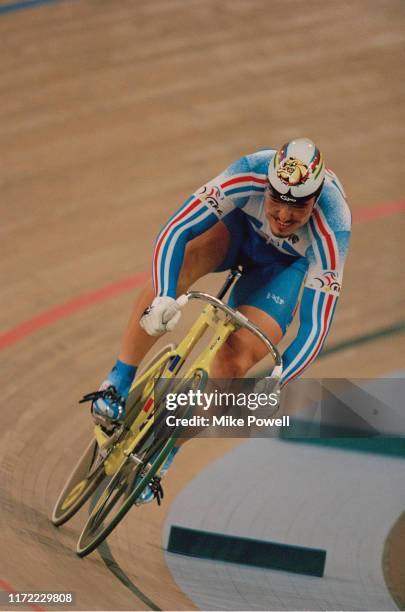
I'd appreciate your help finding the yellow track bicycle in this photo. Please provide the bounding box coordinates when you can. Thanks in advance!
[51,269,283,557]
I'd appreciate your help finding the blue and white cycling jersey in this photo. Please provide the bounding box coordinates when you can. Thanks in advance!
[152,150,351,386]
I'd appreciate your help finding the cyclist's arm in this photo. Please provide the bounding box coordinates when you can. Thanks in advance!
[153,156,266,297]
[280,222,350,387]
[280,278,339,387]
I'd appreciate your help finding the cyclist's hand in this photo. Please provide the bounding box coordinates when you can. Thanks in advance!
[140,296,182,336]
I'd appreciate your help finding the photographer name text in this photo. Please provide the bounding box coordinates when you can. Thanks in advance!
[165,414,290,428]
[164,389,288,429]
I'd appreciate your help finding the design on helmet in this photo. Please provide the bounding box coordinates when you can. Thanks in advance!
[268,138,325,200]
[277,158,309,186]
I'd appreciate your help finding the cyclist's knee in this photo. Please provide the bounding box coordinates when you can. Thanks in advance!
[212,343,256,378]
[212,321,281,378]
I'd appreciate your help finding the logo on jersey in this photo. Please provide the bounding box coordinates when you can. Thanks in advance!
[198,185,224,216]
[287,233,299,245]
[267,292,285,305]
[277,157,309,186]
[311,270,341,294]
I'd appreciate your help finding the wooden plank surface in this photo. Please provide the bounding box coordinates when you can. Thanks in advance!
[0,1,404,609]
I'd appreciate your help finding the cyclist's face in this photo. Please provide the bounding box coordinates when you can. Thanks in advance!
[264,189,316,237]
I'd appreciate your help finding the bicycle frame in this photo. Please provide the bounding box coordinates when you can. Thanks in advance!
[93,283,282,476]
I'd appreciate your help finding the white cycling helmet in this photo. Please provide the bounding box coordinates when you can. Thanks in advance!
[268,137,325,204]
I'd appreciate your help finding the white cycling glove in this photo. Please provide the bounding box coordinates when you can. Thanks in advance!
[140,296,182,336]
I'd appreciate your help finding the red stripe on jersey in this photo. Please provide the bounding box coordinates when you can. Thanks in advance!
[153,197,201,294]
[313,209,337,269]
[284,293,335,385]
[221,175,268,188]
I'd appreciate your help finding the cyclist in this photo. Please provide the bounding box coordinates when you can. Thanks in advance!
[88,137,351,502]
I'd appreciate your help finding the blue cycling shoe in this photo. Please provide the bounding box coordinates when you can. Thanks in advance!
[93,384,126,421]
[80,384,127,422]
[138,447,179,505]
[80,360,137,424]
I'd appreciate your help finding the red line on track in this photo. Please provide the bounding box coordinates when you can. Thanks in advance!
[0,579,46,612]
[0,272,150,351]
[352,199,405,223]
[0,200,403,351]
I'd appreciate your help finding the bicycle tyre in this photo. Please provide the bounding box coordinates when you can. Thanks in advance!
[51,439,106,526]
[76,368,208,557]
[52,345,176,526]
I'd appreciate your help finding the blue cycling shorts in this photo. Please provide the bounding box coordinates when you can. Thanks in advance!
[215,209,308,334]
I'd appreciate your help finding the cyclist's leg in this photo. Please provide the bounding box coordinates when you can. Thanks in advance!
[210,306,283,377]
[119,218,240,366]
[211,256,308,377]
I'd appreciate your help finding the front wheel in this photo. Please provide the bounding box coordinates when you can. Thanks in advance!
[52,346,177,526]
[76,368,208,557]
[51,439,106,526]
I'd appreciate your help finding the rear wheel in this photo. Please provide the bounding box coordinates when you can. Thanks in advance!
[76,369,208,557]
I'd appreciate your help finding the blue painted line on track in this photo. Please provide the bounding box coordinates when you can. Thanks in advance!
[0,0,66,15]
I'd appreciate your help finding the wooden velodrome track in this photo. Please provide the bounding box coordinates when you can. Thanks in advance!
[1,0,404,610]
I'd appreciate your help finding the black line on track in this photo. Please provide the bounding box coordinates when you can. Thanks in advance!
[97,540,161,611]
[257,320,405,378]
[88,491,161,611]
[320,320,405,359]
